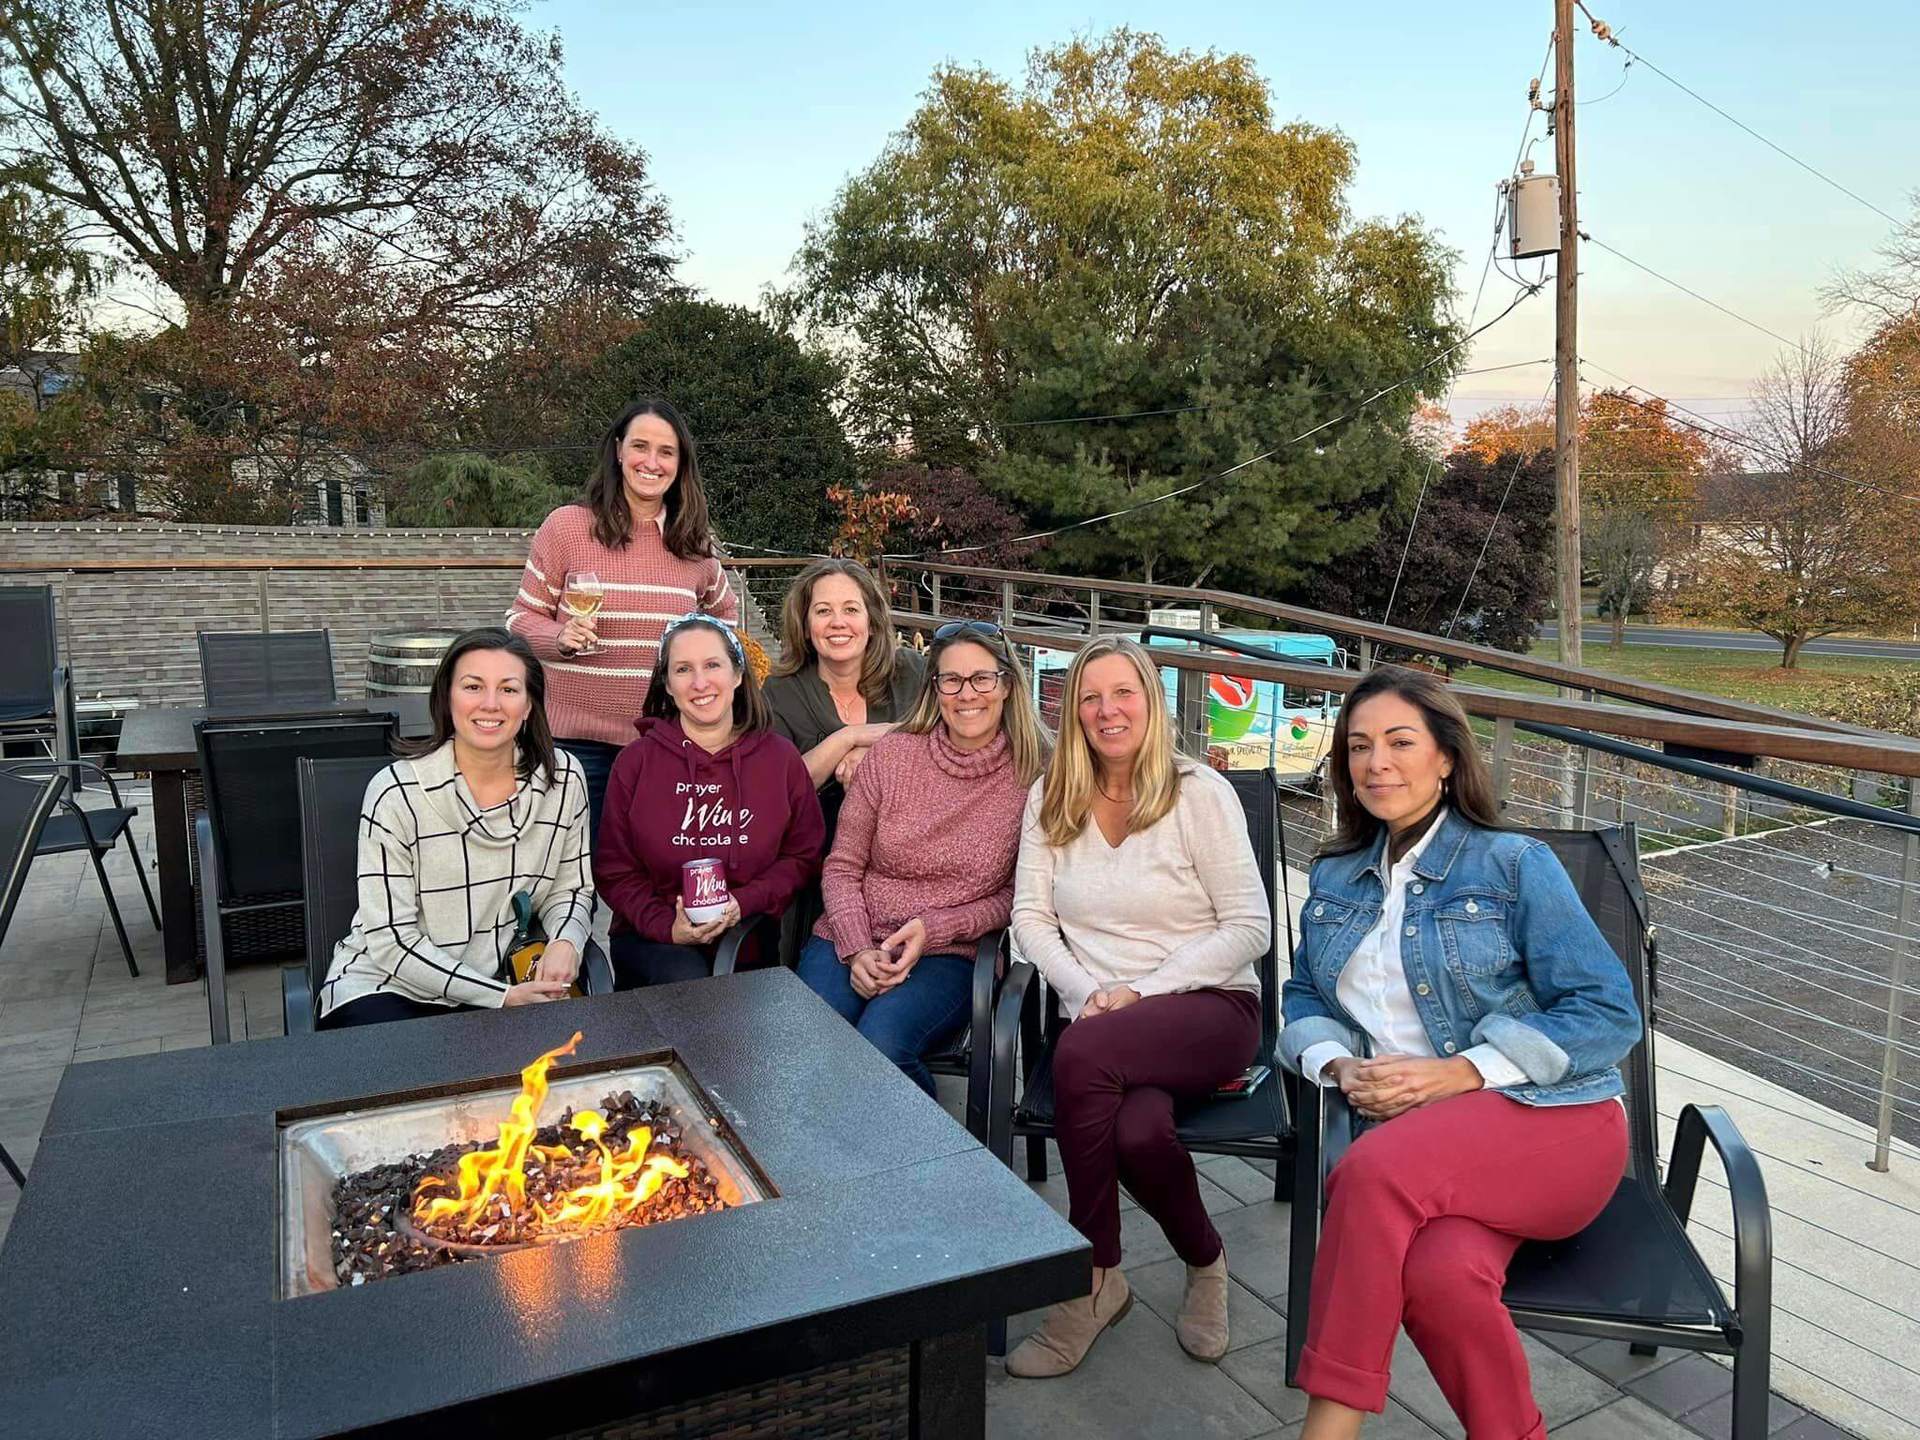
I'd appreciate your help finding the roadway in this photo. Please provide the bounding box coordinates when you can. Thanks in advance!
[1537,622,1920,663]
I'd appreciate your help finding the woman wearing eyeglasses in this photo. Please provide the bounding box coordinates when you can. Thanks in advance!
[796,620,1048,1095]
[594,612,824,988]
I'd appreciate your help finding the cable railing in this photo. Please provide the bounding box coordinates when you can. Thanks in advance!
[16,546,1920,1169]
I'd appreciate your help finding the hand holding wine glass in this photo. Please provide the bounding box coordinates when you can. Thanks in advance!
[559,570,604,656]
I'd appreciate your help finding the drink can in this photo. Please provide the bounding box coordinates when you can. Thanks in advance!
[681,856,731,925]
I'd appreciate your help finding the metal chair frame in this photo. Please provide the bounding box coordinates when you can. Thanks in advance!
[0,767,66,1189]
[1283,824,1773,1440]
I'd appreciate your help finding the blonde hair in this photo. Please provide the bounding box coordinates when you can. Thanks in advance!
[770,558,902,706]
[901,626,1050,787]
[1036,637,1182,848]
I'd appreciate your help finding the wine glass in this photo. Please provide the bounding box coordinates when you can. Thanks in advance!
[559,570,604,656]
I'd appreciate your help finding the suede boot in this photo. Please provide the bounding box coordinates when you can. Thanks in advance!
[1005,1267,1134,1378]
[1176,1250,1230,1361]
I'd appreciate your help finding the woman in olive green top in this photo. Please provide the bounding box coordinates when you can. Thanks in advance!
[764,558,925,843]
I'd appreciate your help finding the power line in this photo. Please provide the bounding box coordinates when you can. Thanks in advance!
[1595,34,1904,227]
[1577,358,1920,507]
[1582,233,1804,352]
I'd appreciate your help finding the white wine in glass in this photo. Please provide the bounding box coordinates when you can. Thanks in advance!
[560,570,604,656]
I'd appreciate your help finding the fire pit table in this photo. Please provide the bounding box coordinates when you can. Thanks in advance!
[0,969,1088,1438]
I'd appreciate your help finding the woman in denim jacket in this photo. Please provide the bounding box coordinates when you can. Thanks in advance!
[1280,667,1640,1440]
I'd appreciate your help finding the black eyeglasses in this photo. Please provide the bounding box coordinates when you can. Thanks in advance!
[933,619,1004,641]
[934,670,1009,696]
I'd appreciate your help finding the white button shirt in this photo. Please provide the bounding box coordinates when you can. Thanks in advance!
[1298,810,1530,1088]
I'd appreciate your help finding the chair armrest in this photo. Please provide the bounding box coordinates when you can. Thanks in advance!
[196,814,232,1045]
[1665,1103,1771,1346]
[965,930,1006,1140]
[581,938,615,996]
[51,665,80,785]
[988,959,1039,1163]
[6,757,126,807]
[1284,1075,1354,1386]
[713,911,775,976]
[282,965,315,1036]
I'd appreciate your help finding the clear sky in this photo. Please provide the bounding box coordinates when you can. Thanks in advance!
[540,0,1917,420]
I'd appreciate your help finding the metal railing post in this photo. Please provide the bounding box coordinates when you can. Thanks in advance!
[1492,716,1515,814]
[1571,691,1595,826]
[1087,589,1100,636]
[930,572,942,617]
[1359,638,1374,671]
[1175,666,1210,761]
[1000,579,1014,629]
[1871,780,1920,1172]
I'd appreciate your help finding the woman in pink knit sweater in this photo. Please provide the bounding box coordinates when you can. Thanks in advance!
[797,621,1048,1095]
[508,397,739,836]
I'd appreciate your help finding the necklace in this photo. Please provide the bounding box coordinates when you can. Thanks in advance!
[1095,779,1133,805]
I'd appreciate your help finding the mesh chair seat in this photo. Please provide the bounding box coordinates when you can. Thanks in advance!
[37,807,138,854]
[1013,1027,1288,1147]
[1506,1175,1733,1334]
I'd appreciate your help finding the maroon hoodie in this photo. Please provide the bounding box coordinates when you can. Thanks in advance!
[595,716,825,943]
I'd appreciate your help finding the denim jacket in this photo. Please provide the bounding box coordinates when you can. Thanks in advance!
[1279,809,1641,1106]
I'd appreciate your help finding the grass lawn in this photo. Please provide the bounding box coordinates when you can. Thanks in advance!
[1454,640,1916,713]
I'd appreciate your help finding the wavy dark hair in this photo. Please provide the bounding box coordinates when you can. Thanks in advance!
[407,627,558,783]
[642,615,771,734]
[583,397,716,559]
[1322,665,1501,856]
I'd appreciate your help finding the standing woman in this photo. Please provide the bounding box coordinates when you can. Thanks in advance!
[1006,638,1269,1377]
[796,621,1046,1096]
[763,558,925,842]
[509,398,739,836]
[318,628,594,1028]
[1280,667,1639,1440]
[594,613,824,988]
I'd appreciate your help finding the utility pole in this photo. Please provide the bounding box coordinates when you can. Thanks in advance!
[1553,0,1584,668]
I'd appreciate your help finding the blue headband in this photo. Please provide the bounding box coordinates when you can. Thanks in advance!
[661,611,744,666]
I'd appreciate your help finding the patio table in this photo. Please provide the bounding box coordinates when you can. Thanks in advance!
[116,698,430,984]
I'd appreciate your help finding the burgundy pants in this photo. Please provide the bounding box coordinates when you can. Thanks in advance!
[1298,1090,1626,1440]
[1051,988,1261,1269]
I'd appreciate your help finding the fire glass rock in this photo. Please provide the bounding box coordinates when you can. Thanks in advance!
[328,1091,725,1287]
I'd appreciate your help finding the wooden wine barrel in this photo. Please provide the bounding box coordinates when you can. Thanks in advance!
[367,628,464,696]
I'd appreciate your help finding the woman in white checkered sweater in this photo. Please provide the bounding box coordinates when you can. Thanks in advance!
[319,629,596,1028]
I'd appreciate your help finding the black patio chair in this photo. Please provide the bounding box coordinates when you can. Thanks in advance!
[195,712,398,1044]
[198,629,338,710]
[285,755,614,1033]
[1283,825,1773,1440]
[983,767,1298,1353]
[0,586,80,780]
[0,766,66,1190]
[1,759,160,977]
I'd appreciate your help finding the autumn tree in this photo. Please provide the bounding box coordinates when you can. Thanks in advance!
[1459,389,1706,515]
[1309,447,1557,653]
[1665,339,1911,667]
[0,180,99,514]
[786,30,1458,590]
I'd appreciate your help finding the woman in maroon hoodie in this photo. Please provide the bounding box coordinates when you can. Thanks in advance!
[595,613,825,988]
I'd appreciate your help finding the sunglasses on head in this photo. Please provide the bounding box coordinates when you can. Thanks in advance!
[932,619,1005,641]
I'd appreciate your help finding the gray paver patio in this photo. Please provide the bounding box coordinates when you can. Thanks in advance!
[0,785,1902,1439]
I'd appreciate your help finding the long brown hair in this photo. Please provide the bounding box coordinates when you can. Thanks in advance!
[1322,665,1501,856]
[583,398,716,560]
[407,627,559,783]
[1036,637,1182,847]
[770,558,903,706]
[641,615,772,734]
[900,624,1050,787]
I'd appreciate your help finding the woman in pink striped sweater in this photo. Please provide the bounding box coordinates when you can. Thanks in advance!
[797,621,1049,1096]
[509,398,739,835]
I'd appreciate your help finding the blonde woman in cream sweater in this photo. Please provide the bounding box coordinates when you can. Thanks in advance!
[1007,637,1269,1379]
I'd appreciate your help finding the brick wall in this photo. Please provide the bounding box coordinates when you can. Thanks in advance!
[0,521,780,711]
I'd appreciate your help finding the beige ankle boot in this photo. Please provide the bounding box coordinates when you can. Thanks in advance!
[1176,1250,1230,1361]
[1005,1267,1134,1378]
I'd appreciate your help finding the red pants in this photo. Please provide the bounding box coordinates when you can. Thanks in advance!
[1052,988,1260,1269]
[1298,1090,1625,1440]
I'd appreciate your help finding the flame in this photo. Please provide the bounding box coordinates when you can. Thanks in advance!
[409,1030,690,1243]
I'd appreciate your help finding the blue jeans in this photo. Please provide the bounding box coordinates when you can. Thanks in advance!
[558,738,621,845]
[796,935,972,1097]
